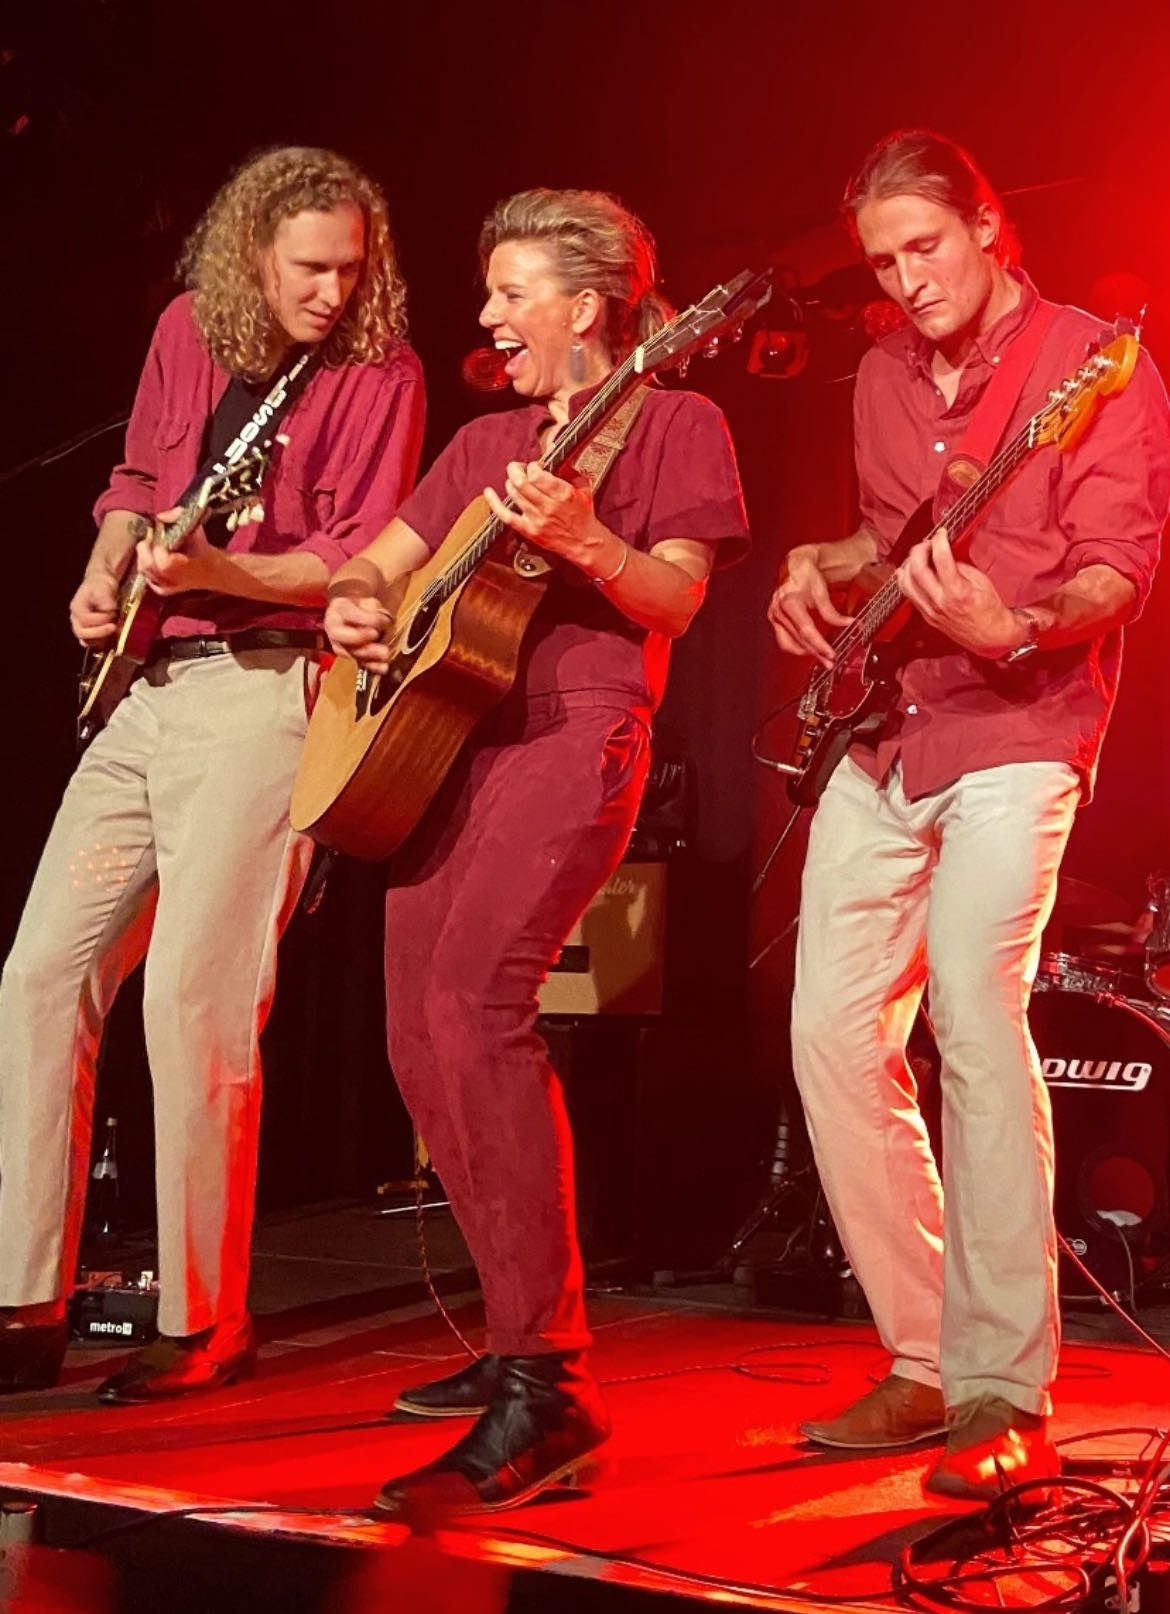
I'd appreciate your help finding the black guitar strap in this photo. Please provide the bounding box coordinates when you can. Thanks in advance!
[190,344,324,539]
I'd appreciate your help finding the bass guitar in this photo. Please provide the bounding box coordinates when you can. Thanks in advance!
[776,332,1139,807]
[76,442,273,749]
[290,269,772,860]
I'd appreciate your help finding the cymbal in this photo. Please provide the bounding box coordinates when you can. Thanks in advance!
[1050,875,1131,929]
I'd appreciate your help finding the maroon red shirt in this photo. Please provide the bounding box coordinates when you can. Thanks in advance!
[851,275,1170,798]
[396,385,749,712]
[95,293,426,639]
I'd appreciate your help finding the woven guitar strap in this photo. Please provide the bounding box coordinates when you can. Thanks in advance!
[569,382,650,494]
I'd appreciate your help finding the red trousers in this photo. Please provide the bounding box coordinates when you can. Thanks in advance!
[384,693,650,1357]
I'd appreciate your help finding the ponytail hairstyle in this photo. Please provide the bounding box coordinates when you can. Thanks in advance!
[842,128,1020,268]
[479,187,673,358]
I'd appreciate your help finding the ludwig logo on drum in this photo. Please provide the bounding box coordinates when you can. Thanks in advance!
[1041,1055,1152,1091]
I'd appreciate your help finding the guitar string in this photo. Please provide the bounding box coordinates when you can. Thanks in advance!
[412,345,644,617]
[802,352,1113,704]
[802,422,1036,702]
[384,275,762,654]
[407,275,761,617]
[116,449,269,614]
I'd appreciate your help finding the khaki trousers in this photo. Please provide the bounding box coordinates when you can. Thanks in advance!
[0,650,315,1335]
[791,756,1080,1415]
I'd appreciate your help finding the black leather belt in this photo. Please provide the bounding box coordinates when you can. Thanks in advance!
[149,628,326,664]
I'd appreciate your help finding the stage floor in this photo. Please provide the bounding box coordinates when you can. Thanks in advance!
[3,1270,1170,1613]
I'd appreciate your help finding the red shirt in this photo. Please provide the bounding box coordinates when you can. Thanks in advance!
[396,385,748,712]
[851,275,1170,798]
[94,293,426,639]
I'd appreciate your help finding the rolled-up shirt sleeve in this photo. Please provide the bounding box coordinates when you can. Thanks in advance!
[1056,348,1170,616]
[297,353,426,573]
[644,394,749,564]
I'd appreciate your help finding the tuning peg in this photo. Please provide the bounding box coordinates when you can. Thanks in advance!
[249,501,264,524]
[226,510,239,533]
[276,433,290,447]
[703,338,721,359]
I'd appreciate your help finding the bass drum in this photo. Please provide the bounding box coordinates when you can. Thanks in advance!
[1029,975,1170,1295]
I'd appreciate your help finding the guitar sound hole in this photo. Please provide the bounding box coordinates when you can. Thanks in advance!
[369,660,408,716]
[403,598,438,655]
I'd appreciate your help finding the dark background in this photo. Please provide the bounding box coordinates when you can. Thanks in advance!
[4,0,1170,1264]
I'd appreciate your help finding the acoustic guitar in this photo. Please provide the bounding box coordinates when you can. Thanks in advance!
[291,269,772,860]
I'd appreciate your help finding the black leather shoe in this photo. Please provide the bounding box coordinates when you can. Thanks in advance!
[392,1354,502,1419]
[96,1315,256,1404]
[0,1319,68,1392]
[373,1351,610,1522]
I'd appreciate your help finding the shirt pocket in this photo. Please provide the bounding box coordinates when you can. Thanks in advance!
[275,444,335,534]
[598,712,651,806]
[990,452,1055,532]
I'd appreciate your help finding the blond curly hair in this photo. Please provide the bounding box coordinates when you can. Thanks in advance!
[179,146,409,379]
[479,188,673,359]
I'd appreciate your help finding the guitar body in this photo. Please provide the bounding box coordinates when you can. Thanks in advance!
[74,443,273,750]
[781,330,1139,808]
[786,500,933,806]
[290,268,775,859]
[290,498,551,860]
[76,579,162,749]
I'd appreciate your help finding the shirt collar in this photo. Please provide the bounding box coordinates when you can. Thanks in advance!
[906,269,1040,379]
[525,379,610,437]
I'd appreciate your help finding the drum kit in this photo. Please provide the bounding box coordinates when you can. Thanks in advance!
[1030,871,1170,1302]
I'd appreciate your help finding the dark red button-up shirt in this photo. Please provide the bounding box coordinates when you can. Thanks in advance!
[95,293,426,639]
[851,275,1170,798]
[396,384,748,712]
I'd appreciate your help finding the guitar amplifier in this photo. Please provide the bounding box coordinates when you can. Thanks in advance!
[538,860,668,1017]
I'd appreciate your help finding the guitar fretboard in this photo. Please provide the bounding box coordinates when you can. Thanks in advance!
[805,350,1113,702]
[418,349,646,609]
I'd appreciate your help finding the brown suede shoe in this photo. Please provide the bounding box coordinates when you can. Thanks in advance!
[800,1373,947,1449]
[925,1394,1060,1501]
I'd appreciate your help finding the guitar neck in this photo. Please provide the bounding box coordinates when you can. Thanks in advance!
[851,409,1042,645]
[117,507,200,611]
[433,353,646,600]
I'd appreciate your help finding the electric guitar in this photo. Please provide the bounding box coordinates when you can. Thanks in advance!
[290,268,773,860]
[776,332,1140,807]
[76,443,274,749]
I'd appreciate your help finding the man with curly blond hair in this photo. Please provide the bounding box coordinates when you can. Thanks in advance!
[0,146,424,1403]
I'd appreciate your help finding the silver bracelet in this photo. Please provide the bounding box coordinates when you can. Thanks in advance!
[591,544,630,588]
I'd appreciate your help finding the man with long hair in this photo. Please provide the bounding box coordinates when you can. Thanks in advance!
[0,146,424,1402]
[769,129,1170,1498]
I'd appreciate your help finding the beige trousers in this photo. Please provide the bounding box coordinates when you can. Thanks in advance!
[791,756,1080,1416]
[0,650,316,1335]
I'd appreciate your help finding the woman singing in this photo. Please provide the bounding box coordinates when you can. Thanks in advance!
[324,188,748,1516]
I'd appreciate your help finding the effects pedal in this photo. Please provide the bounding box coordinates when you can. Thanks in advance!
[69,1270,160,1344]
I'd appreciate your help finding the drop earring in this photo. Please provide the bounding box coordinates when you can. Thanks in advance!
[568,339,586,384]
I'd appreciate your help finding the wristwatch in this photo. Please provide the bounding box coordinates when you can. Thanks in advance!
[999,606,1043,666]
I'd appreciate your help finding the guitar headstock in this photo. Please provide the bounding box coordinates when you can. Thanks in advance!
[159,439,278,545]
[633,269,773,378]
[1033,334,1140,452]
